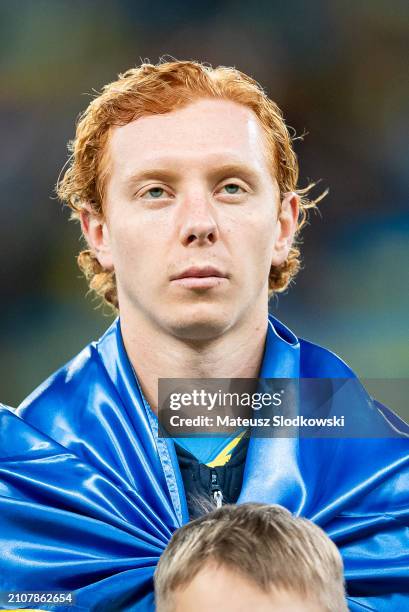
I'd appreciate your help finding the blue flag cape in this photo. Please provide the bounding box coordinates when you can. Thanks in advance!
[0,315,408,611]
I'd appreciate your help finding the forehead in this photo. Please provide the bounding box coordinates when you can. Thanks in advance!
[173,563,321,612]
[107,98,272,179]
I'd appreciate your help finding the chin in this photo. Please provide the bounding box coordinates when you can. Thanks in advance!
[166,305,233,341]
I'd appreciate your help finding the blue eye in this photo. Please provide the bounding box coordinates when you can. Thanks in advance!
[147,187,164,198]
[223,184,241,194]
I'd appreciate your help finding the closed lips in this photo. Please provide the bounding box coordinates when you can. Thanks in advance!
[171,267,227,280]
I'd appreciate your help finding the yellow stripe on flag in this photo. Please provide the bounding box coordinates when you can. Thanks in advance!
[206,430,246,468]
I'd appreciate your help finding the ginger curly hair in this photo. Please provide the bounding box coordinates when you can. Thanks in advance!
[57,59,323,310]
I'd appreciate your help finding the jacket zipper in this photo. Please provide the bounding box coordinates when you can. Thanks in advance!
[210,469,223,508]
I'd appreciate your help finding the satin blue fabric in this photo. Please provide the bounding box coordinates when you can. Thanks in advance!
[0,315,407,611]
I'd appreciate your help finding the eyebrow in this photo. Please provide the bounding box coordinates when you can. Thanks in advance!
[124,169,178,186]
[209,163,261,185]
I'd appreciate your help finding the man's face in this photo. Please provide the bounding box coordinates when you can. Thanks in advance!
[88,98,297,340]
[163,563,323,612]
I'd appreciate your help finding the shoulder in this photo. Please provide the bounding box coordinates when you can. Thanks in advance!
[16,322,118,425]
[294,329,408,433]
[17,343,97,420]
[269,314,356,378]
[298,337,356,378]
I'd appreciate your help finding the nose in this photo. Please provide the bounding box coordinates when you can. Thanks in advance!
[178,192,219,247]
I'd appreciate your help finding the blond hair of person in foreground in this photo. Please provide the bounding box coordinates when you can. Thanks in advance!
[154,503,348,612]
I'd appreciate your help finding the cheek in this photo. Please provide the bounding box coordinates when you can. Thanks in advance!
[253,235,276,279]
[112,225,137,263]
[109,223,141,275]
[225,223,275,294]
[239,215,276,268]
[110,218,167,288]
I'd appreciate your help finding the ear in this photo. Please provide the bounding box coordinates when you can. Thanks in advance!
[271,192,299,266]
[79,206,114,270]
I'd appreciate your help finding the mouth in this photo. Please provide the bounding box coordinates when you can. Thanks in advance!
[170,266,229,289]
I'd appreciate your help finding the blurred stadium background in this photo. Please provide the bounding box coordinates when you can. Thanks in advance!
[0,1,408,413]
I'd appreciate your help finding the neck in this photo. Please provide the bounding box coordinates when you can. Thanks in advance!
[120,307,269,413]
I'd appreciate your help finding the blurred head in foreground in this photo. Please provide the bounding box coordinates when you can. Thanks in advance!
[154,503,347,612]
